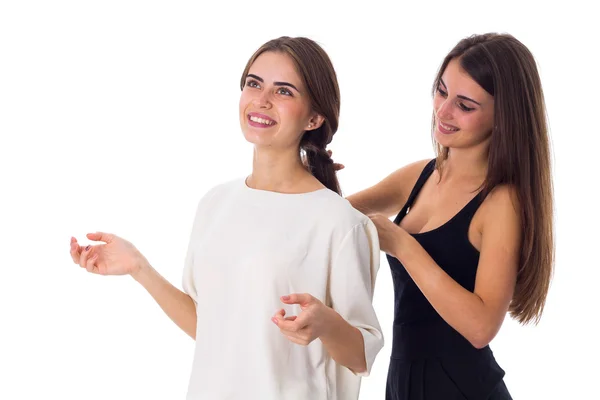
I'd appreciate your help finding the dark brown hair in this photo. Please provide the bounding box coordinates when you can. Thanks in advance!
[432,33,554,324]
[240,36,341,195]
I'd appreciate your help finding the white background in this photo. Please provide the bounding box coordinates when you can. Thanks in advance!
[1,1,598,399]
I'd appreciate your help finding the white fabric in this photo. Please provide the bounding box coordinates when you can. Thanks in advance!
[182,178,383,400]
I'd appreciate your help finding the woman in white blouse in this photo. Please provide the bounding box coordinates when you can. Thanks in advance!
[69,36,383,400]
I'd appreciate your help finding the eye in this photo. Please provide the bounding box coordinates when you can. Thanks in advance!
[458,103,475,112]
[436,86,448,97]
[276,87,293,96]
[246,79,260,89]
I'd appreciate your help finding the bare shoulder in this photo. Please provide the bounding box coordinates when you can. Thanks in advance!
[482,184,520,215]
[480,184,521,236]
[347,158,432,217]
[393,159,434,191]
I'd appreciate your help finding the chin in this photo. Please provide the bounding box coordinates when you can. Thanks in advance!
[242,130,271,146]
[433,128,454,147]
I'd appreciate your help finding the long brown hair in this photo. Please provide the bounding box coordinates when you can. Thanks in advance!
[240,36,341,195]
[431,33,554,324]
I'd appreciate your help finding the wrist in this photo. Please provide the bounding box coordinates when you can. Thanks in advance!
[393,228,412,261]
[318,305,340,341]
[130,256,151,282]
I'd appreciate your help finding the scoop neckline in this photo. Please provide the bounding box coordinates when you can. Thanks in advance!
[242,177,330,196]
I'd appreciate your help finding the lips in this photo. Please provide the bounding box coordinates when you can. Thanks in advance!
[247,112,277,128]
[437,120,460,135]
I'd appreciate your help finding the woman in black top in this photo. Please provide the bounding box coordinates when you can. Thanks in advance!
[347,33,554,399]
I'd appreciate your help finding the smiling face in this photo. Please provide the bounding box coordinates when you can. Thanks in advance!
[433,58,495,150]
[239,51,323,151]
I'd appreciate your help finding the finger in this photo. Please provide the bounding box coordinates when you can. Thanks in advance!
[327,150,333,157]
[273,309,286,319]
[86,232,113,243]
[70,240,82,263]
[86,253,99,273]
[78,245,93,268]
[274,316,308,332]
[271,314,298,325]
[281,293,314,307]
[333,163,345,171]
[368,214,380,223]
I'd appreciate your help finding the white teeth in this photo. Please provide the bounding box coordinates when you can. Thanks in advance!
[440,121,458,131]
[250,116,274,125]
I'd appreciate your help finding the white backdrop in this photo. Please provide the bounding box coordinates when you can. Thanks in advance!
[1,1,597,399]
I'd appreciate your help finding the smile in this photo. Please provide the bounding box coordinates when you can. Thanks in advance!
[248,113,276,127]
[438,120,459,134]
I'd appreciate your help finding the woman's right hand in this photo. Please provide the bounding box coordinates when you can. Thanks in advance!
[70,232,147,276]
[302,149,345,171]
[328,150,345,172]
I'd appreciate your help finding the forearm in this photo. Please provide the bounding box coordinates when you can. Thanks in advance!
[320,310,367,374]
[131,262,197,339]
[396,237,497,348]
[347,192,396,218]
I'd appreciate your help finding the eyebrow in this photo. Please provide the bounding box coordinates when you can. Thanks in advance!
[246,74,300,92]
[439,79,482,106]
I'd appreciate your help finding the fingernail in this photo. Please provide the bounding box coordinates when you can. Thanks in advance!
[282,295,290,301]
[85,245,91,251]
[271,318,278,324]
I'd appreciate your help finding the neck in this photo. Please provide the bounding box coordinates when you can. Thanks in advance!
[441,142,489,182]
[247,146,312,192]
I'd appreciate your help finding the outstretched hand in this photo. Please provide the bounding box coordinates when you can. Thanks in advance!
[69,232,146,276]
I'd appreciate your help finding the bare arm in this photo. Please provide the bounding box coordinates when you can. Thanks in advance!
[132,262,197,339]
[319,311,370,373]
[379,185,520,348]
[347,159,431,217]
[70,232,197,339]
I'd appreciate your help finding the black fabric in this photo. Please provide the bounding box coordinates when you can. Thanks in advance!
[385,159,511,400]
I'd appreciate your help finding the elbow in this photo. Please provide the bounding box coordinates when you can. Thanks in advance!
[469,338,490,350]
[348,357,368,376]
[467,326,496,349]
[353,365,368,375]
[355,353,368,374]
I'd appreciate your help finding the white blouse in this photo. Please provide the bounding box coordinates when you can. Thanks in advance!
[182,179,383,400]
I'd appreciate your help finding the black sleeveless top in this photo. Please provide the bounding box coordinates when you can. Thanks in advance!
[386,159,506,400]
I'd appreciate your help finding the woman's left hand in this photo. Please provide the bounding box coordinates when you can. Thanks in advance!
[369,214,405,259]
[272,293,334,346]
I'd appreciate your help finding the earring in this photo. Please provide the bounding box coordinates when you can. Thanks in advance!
[308,123,313,128]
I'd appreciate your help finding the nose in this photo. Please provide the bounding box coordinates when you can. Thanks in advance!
[436,99,453,121]
[253,90,272,109]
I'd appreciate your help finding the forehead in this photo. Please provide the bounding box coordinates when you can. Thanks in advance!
[247,51,302,86]
[441,58,490,99]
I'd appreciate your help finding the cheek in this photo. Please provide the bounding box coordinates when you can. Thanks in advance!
[432,95,443,112]
[279,100,309,125]
[464,114,493,136]
[239,91,251,113]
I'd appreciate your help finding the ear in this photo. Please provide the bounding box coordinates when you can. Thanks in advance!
[305,113,325,131]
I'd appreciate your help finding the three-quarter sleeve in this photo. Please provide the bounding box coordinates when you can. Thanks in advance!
[329,219,384,376]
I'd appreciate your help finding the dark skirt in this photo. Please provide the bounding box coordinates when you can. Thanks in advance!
[385,355,511,400]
